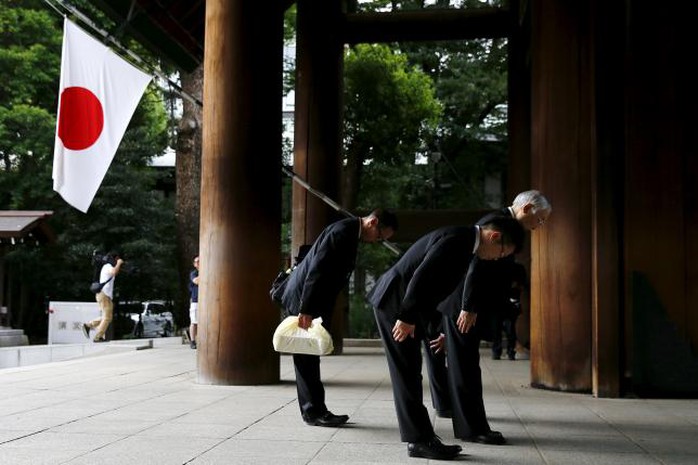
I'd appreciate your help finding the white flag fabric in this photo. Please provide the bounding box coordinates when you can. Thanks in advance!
[52,19,151,213]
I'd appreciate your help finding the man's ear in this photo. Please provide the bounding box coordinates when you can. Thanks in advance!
[489,231,502,243]
[522,203,534,214]
[368,216,379,227]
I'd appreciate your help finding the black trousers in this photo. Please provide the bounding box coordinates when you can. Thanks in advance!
[374,307,435,443]
[423,339,451,413]
[492,313,519,358]
[443,314,491,439]
[293,353,326,419]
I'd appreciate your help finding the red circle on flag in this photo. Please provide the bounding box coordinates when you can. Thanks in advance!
[57,86,104,151]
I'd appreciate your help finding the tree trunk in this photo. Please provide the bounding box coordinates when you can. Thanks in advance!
[175,65,203,330]
[341,144,364,211]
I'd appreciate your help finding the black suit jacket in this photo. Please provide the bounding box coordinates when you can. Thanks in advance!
[367,226,477,331]
[459,207,517,314]
[281,217,360,322]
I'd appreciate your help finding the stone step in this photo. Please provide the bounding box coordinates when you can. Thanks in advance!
[0,328,29,347]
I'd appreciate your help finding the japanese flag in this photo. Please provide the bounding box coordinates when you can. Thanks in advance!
[52,19,151,213]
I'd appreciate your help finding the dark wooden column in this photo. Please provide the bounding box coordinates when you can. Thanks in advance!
[589,0,624,397]
[292,0,345,350]
[624,1,698,394]
[529,0,594,392]
[198,0,283,384]
[507,0,532,351]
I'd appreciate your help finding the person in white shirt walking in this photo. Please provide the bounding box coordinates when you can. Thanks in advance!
[83,251,124,342]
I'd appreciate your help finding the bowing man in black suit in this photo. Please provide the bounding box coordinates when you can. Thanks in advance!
[368,216,524,460]
[439,190,551,445]
[281,209,398,427]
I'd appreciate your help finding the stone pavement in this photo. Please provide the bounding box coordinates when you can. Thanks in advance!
[0,339,696,464]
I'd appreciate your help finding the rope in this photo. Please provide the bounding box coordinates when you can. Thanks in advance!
[43,0,202,107]
[282,167,401,256]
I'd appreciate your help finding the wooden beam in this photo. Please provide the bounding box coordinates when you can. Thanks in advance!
[343,7,510,44]
[386,209,492,243]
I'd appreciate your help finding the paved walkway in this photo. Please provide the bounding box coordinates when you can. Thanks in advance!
[0,340,696,464]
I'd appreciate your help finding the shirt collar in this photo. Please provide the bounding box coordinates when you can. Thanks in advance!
[473,225,480,254]
[507,206,515,217]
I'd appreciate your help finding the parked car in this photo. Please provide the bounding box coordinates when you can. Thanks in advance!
[129,300,175,338]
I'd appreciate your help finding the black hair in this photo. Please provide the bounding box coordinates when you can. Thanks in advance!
[481,216,525,253]
[372,208,399,232]
[105,251,120,266]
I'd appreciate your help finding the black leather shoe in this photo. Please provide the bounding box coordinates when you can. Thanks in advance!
[82,324,90,339]
[470,430,506,445]
[408,436,461,460]
[303,411,349,427]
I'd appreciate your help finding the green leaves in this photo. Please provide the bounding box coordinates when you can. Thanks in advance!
[0,1,176,337]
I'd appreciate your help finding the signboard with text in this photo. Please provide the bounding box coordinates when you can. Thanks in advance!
[48,301,101,344]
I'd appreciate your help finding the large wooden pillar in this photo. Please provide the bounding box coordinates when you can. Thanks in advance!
[589,0,624,397]
[292,0,345,350]
[530,0,594,392]
[529,0,625,396]
[507,0,532,350]
[198,0,283,384]
[624,1,698,395]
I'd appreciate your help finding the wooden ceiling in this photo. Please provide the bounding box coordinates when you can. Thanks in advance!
[93,0,206,72]
[90,1,508,73]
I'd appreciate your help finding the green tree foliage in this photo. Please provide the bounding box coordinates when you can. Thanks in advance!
[367,0,510,209]
[341,1,510,336]
[342,43,442,336]
[0,0,174,342]
[399,36,509,208]
[342,43,441,211]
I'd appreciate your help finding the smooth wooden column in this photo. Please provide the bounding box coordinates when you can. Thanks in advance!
[507,0,532,350]
[198,0,283,384]
[530,0,594,392]
[589,0,623,398]
[292,0,345,351]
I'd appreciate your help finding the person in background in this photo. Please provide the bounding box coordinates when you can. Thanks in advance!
[491,260,527,360]
[83,251,124,343]
[189,255,200,349]
[281,209,398,427]
[368,217,524,460]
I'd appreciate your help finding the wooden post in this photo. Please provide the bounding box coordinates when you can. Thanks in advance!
[198,0,283,384]
[507,0,532,352]
[589,0,623,398]
[530,0,593,392]
[292,0,345,352]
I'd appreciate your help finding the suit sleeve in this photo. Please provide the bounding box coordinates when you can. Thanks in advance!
[461,254,515,314]
[397,237,461,324]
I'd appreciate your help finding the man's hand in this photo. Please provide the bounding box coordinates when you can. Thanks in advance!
[297,313,313,330]
[392,320,416,342]
[112,258,125,276]
[429,333,446,354]
[456,310,477,334]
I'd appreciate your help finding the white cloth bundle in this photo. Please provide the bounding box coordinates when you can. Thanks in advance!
[272,316,334,356]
